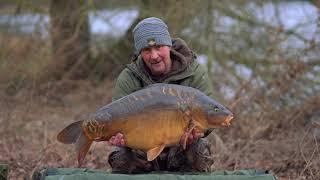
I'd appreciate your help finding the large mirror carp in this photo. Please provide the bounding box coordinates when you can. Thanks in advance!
[57,83,233,166]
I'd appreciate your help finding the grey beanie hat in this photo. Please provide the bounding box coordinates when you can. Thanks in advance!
[133,17,172,54]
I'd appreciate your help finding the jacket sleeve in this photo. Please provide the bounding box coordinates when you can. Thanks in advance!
[190,62,214,98]
[190,62,215,137]
[112,68,141,101]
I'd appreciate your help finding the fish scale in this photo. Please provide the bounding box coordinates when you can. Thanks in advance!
[57,83,233,166]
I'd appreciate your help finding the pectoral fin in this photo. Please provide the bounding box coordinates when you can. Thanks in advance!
[147,144,166,161]
[181,122,196,149]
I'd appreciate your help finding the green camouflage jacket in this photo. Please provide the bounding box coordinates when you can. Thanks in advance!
[112,38,213,101]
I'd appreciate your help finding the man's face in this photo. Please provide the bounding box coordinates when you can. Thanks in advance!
[140,45,172,76]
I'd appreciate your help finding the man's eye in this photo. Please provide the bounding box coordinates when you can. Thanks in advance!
[141,49,151,54]
[155,45,162,49]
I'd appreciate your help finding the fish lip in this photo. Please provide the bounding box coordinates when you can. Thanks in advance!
[222,114,234,127]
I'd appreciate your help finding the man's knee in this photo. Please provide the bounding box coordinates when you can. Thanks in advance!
[185,138,214,172]
[108,147,131,173]
[166,146,187,171]
[108,147,153,173]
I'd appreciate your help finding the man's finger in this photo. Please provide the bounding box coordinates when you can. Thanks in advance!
[116,133,123,138]
[108,136,115,145]
[120,139,125,146]
[192,129,201,135]
[195,132,204,138]
[199,132,204,137]
[109,136,115,143]
[109,133,125,146]
[180,132,187,145]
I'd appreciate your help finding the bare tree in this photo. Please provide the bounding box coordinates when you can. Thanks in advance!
[49,0,90,80]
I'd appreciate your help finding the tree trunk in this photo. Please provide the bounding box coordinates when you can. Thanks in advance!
[49,0,90,80]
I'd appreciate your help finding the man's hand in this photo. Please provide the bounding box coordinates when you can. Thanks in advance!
[109,132,125,147]
[180,129,204,147]
[187,129,204,144]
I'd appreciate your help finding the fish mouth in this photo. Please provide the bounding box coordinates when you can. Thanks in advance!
[221,114,234,127]
[207,114,234,128]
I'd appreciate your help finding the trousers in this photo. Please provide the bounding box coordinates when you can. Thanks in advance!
[108,138,214,173]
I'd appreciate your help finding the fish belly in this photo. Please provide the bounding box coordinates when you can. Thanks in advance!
[115,109,187,151]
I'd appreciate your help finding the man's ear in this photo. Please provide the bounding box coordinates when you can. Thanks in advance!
[131,54,139,62]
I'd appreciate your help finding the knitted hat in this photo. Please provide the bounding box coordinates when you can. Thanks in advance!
[133,17,172,54]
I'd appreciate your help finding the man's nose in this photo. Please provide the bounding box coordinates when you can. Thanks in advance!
[150,49,159,59]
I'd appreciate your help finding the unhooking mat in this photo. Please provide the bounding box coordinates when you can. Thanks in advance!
[0,164,8,180]
[32,168,277,180]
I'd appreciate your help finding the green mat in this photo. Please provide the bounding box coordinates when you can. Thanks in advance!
[32,168,277,180]
[0,164,8,180]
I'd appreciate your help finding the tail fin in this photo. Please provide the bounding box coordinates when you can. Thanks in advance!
[57,120,93,167]
[57,121,83,144]
[76,131,92,167]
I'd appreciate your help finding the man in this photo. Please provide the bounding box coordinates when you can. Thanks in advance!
[108,17,214,173]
